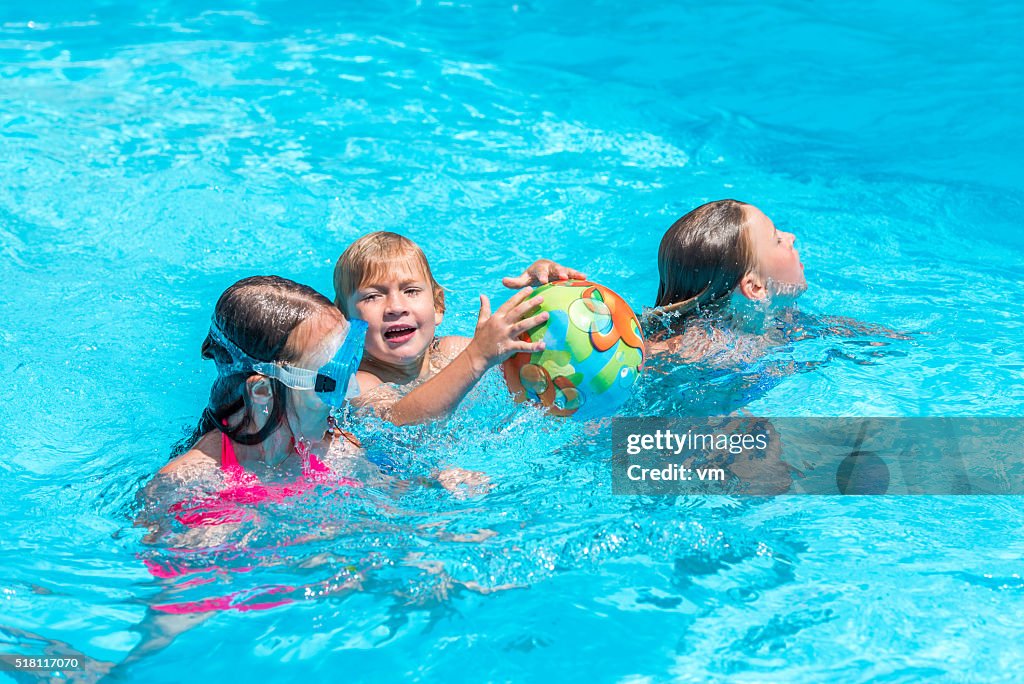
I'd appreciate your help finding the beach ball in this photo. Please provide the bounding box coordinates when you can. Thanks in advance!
[502,280,646,419]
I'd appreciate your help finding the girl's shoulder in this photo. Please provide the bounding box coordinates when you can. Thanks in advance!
[647,334,685,356]
[646,323,734,364]
[647,325,701,358]
[159,432,220,477]
[355,369,384,394]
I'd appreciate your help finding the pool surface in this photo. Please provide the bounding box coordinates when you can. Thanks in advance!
[2,0,1023,680]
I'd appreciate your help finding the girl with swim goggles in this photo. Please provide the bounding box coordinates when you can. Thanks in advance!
[117,277,370,678]
[160,275,367,488]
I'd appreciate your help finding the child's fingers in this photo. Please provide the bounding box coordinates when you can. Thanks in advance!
[496,287,535,315]
[477,294,492,322]
[501,273,529,289]
[561,264,585,280]
[512,311,549,335]
[533,261,555,284]
[503,260,583,288]
[505,294,544,321]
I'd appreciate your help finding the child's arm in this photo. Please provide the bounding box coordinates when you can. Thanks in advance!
[383,287,548,426]
[501,259,586,288]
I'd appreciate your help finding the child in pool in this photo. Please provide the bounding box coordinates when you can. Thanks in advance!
[333,231,585,425]
[647,199,808,361]
[153,274,480,531]
[124,275,500,675]
[121,276,370,673]
[161,275,365,490]
[647,198,907,366]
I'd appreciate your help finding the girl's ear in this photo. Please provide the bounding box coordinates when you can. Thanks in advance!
[248,376,274,406]
[738,271,768,301]
[434,309,444,327]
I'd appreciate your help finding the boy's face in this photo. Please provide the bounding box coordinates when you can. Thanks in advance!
[746,205,807,296]
[348,261,442,367]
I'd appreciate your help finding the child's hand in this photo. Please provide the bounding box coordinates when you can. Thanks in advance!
[502,259,586,288]
[465,287,548,371]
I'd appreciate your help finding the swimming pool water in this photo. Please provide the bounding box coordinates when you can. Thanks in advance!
[1,0,1023,680]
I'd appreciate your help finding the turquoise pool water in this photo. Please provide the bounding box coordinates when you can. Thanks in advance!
[2,0,1023,680]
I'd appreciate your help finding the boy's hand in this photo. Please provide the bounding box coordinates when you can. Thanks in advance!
[502,259,586,288]
[466,287,548,372]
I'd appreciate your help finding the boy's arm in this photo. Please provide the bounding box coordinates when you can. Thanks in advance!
[384,288,548,426]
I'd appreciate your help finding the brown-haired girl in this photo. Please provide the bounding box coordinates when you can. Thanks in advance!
[163,275,366,489]
[649,199,807,359]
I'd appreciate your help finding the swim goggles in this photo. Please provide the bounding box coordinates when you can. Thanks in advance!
[207,317,368,407]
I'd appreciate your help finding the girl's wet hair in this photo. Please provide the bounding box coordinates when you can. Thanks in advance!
[654,199,756,317]
[332,231,445,317]
[172,275,337,458]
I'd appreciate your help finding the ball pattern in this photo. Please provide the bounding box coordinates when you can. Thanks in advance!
[502,280,646,419]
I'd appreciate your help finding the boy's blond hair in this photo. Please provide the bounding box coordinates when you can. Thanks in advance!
[333,231,445,318]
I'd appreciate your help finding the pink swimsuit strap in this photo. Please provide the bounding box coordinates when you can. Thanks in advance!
[221,430,240,469]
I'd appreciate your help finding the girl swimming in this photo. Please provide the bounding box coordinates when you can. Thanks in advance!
[161,275,365,488]
[144,274,375,537]
[656,199,805,314]
[114,276,370,675]
[648,199,807,361]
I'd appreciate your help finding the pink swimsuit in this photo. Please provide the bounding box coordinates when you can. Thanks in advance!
[167,432,356,527]
[165,430,362,528]
[147,431,361,614]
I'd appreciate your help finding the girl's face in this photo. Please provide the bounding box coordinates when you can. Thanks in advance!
[284,311,349,443]
[745,205,807,295]
[347,261,441,368]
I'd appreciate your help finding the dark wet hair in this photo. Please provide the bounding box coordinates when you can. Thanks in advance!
[172,275,338,458]
[654,199,755,316]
